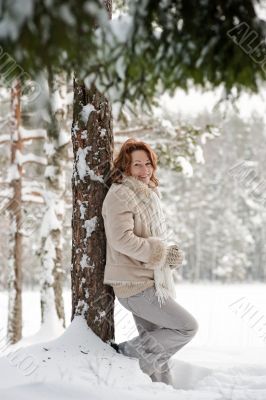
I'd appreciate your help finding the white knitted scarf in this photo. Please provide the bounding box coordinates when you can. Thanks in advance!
[122,174,176,306]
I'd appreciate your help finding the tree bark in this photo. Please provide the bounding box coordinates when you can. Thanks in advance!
[71,79,114,342]
[7,80,23,344]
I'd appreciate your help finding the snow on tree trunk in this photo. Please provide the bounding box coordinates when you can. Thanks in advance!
[71,79,114,342]
[39,70,69,328]
[7,80,23,344]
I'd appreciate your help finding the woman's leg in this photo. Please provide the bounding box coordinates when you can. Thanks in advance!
[117,286,198,384]
[132,313,174,386]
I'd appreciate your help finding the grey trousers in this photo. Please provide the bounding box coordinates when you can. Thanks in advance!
[117,286,198,386]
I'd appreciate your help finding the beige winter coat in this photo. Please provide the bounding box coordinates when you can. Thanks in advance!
[102,174,170,297]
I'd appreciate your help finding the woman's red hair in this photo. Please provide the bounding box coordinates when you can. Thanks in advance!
[111,138,159,187]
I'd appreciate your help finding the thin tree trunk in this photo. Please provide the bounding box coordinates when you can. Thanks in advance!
[71,79,114,342]
[7,80,23,344]
[39,70,68,328]
[193,211,202,282]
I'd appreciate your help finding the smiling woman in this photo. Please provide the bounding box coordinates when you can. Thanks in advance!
[110,138,159,187]
[102,138,198,386]
[130,150,153,185]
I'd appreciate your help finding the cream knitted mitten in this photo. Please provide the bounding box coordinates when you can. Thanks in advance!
[166,245,184,269]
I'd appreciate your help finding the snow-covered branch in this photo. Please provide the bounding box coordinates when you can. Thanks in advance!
[0,134,11,144]
[16,151,47,166]
[19,126,47,141]
[22,181,45,193]
[22,193,45,204]
[115,126,154,136]
[0,128,47,145]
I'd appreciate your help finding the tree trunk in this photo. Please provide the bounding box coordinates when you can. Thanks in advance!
[39,70,68,328]
[7,80,23,344]
[71,79,114,342]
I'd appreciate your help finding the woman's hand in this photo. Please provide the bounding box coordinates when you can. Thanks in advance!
[166,245,184,269]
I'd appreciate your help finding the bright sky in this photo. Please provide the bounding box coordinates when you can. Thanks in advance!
[160,85,266,123]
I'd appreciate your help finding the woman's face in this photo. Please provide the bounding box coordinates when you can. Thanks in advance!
[129,150,153,185]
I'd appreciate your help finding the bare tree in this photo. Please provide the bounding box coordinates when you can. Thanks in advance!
[71,78,114,341]
[39,70,70,328]
[70,0,115,343]
[7,79,23,344]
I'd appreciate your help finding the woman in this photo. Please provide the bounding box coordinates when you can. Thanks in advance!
[102,138,198,386]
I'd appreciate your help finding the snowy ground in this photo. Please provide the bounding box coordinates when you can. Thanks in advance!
[0,283,266,399]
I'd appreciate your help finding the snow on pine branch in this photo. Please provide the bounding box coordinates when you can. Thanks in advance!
[22,180,45,190]
[0,188,12,199]
[0,128,46,145]
[0,134,11,145]
[19,126,47,141]
[40,205,61,238]
[58,129,70,147]
[22,193,45,204]
[15,150,47,166]
[176,156,194,178]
